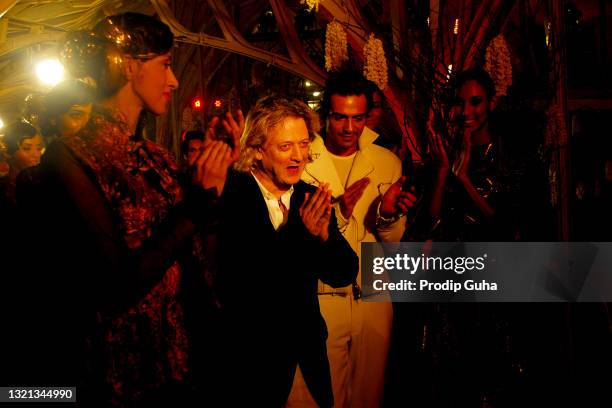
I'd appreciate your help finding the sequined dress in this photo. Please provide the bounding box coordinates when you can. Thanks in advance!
[16,106,215,406]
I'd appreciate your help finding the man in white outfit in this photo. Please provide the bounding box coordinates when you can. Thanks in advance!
[287,72,416,407]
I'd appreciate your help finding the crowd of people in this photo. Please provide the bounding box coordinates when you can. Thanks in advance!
[0,12,609,408]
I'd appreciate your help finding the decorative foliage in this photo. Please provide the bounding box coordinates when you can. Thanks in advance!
[484,35,512,97]
[363,34,388,90]
[300,0,320,12]
[325,20,349,72]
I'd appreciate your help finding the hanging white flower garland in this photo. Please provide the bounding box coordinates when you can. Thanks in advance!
[484,34,513,97]
[324,21,390,91]
[325,20,349,72]
[363,33,388,90]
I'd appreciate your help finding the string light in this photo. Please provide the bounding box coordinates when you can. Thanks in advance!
[192,98,203,110]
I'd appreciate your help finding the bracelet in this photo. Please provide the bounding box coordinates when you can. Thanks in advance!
[375,199,402,226]
[376,211,404,227]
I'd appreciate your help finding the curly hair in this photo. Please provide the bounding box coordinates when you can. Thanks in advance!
[235,95,320,173]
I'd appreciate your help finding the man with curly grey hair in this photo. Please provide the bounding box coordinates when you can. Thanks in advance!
[216,95,358,407]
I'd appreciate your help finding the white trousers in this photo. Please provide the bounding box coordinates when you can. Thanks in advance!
[286,295,393,408]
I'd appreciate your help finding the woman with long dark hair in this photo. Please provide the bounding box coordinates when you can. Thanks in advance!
[427,67,510,241]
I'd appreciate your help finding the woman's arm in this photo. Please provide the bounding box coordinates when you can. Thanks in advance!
[31,142,219,313]
[427,124,450,218]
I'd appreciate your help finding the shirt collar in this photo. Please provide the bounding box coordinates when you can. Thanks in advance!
[251,171,294,203]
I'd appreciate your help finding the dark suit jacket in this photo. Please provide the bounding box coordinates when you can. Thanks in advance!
[217,171,358,407]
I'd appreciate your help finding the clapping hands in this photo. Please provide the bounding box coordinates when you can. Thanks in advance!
[300,184,333,242]
[338,177,370,219]
[192,110,245,195]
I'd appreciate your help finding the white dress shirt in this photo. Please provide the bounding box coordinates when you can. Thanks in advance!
[252,172,294,231]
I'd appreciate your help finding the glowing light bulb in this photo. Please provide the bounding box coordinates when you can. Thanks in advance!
[36,59,64,86]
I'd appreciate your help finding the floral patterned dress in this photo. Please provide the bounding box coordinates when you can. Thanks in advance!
[62,107,189,404]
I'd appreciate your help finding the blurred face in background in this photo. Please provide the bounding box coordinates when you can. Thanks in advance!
[58,103,92,137]
[186,138,205,166]
[12,134,44,172]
